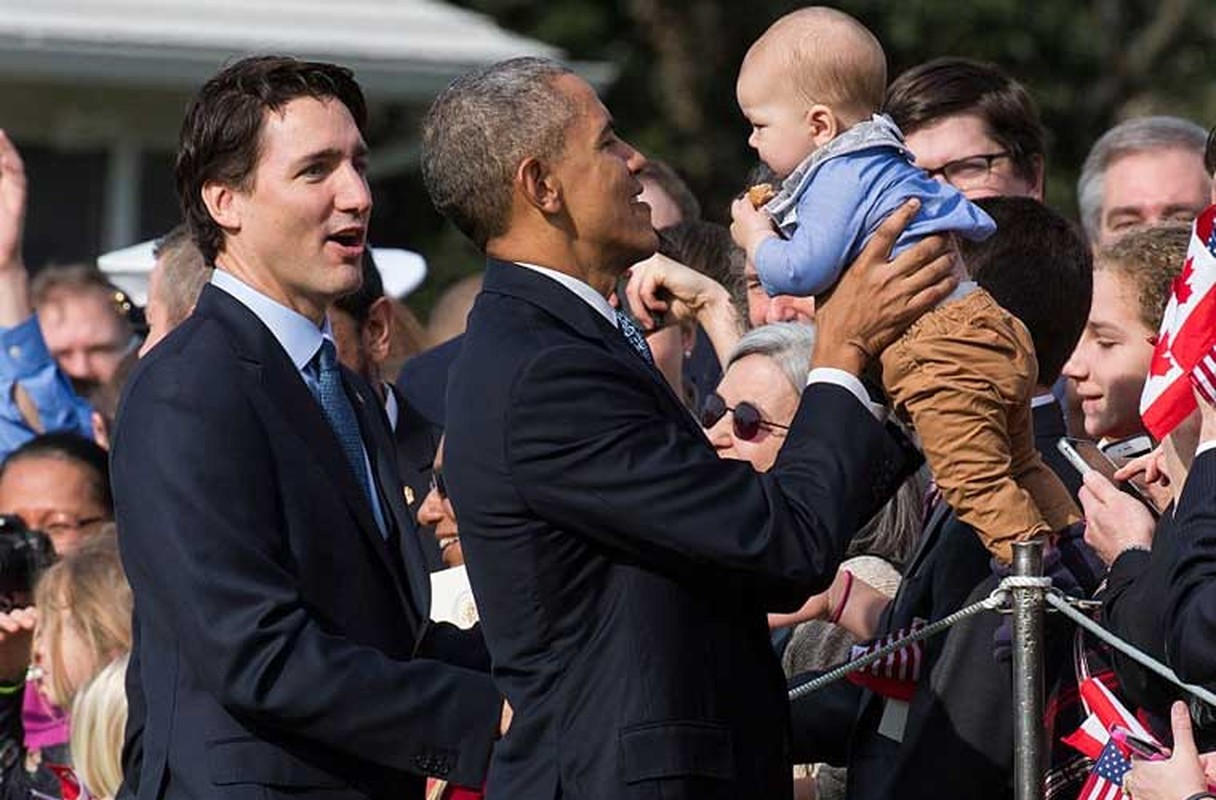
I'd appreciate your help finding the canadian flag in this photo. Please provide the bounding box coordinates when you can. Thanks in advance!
[1140,205,1216,438]
[1063,676,1157,759]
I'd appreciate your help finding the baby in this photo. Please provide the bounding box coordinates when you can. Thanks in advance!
[730,7,1079,563]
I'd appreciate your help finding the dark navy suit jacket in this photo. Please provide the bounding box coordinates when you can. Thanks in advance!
[112,285,498,800]
[444,259,911,800]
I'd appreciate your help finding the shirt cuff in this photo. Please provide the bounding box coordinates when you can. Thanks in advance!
[806,367,885,421]
[0,316,53,379]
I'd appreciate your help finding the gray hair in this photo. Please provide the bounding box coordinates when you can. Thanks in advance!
[420,57,577,250]
[1077,115,1207,242]
[728,321,925,565]
[726,322,817,393]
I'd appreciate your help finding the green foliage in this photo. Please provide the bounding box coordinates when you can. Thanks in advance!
[405,0,1215,313]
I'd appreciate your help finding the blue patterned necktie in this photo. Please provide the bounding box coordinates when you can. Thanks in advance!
[315,339,381,525]
[615,309,655,366]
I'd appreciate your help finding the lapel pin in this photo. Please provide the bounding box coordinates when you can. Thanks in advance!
[403,486,415,505]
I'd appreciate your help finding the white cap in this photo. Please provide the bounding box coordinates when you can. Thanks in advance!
[97,241,428,306]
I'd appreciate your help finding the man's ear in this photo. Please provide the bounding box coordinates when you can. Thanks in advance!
[201,181,240,230]
[517,157,562,214]
[363,296,394,366]
[805,105,839,148]
[1028,154,1047,201]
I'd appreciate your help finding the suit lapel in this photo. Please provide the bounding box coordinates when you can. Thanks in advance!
[198,287,416,610]
[351,379,432,618]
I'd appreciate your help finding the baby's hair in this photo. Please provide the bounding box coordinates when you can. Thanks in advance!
[753,6,886,124]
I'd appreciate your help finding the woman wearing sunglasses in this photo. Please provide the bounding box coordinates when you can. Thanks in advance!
[702,322,926,800]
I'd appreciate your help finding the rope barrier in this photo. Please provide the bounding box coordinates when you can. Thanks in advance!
[787,585,1006,700]
[1044,591,1216,708]
[788,574,1216,709]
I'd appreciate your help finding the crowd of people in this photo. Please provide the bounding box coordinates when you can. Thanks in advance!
[1,4,1216,800]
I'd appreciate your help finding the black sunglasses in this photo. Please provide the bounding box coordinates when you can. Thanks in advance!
[430,468,447,499]
[699,392,790,441]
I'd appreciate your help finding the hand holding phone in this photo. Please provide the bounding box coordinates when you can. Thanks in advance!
[1058,438,1159,518]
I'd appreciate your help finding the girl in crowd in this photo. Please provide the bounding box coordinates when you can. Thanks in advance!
[0,530,132,799]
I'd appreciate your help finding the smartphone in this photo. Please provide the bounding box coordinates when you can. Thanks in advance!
[1057,437,1160,518]
[1100,434,1155,465]
[1057,437,1120,482]
[1110,725,1169,761]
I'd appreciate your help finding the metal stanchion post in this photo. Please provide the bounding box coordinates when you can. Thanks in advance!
[1012,539,1046,800]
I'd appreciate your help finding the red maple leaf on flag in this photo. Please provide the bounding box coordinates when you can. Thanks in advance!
[1149,332,1175,377]
[1176,257,1195,304]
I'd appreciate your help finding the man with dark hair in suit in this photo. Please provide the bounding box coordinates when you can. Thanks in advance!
[112,55,504,800]
[421,56,956,800]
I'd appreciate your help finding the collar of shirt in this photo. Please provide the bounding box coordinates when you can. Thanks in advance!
[383,381,400,432]
[211,269,334,373]
[515,261,618,328]
[1031,392,1057,409]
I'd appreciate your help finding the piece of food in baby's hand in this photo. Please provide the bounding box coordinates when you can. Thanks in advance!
[747,183,776,208]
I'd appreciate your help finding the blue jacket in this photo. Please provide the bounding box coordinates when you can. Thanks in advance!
[0,316,93,458]
[756,114,996,297]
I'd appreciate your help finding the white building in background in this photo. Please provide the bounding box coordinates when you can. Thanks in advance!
[0,0,607,267]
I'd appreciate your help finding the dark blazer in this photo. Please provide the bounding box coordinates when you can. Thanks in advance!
[1098,511,1216,746]
[112,285,499,800]
[396,334,463,429]
[1166,449,1216,685]
[444,259,912,800]
[388,382,445,571]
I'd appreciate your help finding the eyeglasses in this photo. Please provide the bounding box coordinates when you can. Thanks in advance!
[921,151,1012,190]
[699,392,790,441]
[429,469,447,500]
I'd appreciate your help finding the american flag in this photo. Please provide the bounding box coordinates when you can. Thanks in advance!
[846,619,925,701]
[1078,738,1131,800]
[1140,205,1216,438]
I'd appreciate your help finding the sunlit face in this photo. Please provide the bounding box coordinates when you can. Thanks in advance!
[1097,148,1209,246]
[39,289,132,388]
[1061,270,1154,440]
[704,353,800,472]
[417,439,461,568]
[903,113,1042,200]
[737,51,816,179]
[744,256,815,328]
[0,456,109,555]
[216,96,371,322]
[549,74,659,274]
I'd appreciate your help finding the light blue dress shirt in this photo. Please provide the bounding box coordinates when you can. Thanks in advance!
[211,270,388,536]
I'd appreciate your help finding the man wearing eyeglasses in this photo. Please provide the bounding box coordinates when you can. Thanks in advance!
[423,57,957,800]
[885,57,1046,202]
